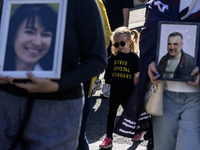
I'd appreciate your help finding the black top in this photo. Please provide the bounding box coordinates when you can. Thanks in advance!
[104,52,139,96]
[103,0,134,31]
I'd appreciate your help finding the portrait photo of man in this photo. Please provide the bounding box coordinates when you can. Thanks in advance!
[158,31,196,81]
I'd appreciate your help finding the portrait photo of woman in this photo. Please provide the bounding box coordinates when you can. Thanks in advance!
[3,4,58,71]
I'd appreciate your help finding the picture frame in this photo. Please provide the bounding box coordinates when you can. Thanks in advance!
[156,21,199,82]
[0,0,67,79]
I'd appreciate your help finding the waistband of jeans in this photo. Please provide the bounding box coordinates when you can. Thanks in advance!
[164,81,200,93]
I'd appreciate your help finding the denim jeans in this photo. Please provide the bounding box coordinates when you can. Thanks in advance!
[77,81,92,150]
[77,95,92,150]
[0,89,84,150]
[153,90,200,150]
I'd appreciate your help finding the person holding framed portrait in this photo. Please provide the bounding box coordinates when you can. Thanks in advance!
[114,1,200,150]
[0,0,107,150]
[144,1,200,150]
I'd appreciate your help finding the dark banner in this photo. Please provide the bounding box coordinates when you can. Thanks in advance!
[114,111,151,138]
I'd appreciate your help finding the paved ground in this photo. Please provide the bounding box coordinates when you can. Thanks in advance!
[86,4,148,150]
[87,74,148,150]
[87,89,148,150]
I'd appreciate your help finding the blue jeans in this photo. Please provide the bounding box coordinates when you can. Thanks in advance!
[77,81,92,150]
[0,89,84,150]
[77,96,92,150]
[153,90,200,150]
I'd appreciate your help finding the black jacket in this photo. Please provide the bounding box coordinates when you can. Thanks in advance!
[158,50,195,81]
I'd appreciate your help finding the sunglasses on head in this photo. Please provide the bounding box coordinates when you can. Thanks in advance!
[113,41,127,48]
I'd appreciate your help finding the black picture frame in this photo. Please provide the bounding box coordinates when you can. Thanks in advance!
[156,21,199,82]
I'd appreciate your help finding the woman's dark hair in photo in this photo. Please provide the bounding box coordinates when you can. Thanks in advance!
[4,4,58,70]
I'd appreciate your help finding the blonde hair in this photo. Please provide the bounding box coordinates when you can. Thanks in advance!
[111,26,139,55]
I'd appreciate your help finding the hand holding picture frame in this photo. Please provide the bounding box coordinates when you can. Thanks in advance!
[0,0,67,79]
[156,21,199,82]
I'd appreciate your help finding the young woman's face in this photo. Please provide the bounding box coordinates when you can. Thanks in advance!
[14,16,52,65]
[113,35,131,53]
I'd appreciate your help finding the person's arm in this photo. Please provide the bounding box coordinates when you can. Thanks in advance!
[187,67,200,86]
[57,0,107,91]
[134,72,140,85]
[122,0,134,27]
[148,61,161,83]
[14,72,59,93]
[138,0,147,3]
[133,54,140,85]
[104,56,112,84]
[0,75,13,84]
[122,8,130,27]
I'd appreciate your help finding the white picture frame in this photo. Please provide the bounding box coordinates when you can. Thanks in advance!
[0,0,67,79]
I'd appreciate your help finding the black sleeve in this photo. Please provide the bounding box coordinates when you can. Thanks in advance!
[104,55,113,84]
[57,0,107,91]
[134,54,140,73]
[122,0,134,8]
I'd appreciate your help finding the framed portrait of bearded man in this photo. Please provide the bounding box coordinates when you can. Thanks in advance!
[156,21,199,82]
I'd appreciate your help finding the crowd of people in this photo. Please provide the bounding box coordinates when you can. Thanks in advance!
[0,0,200,150]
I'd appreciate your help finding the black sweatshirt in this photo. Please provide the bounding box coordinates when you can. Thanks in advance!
[104,52,139,97]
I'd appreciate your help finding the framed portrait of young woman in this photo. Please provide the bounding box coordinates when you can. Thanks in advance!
[0,0,67,79]
[155,21,199,82]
